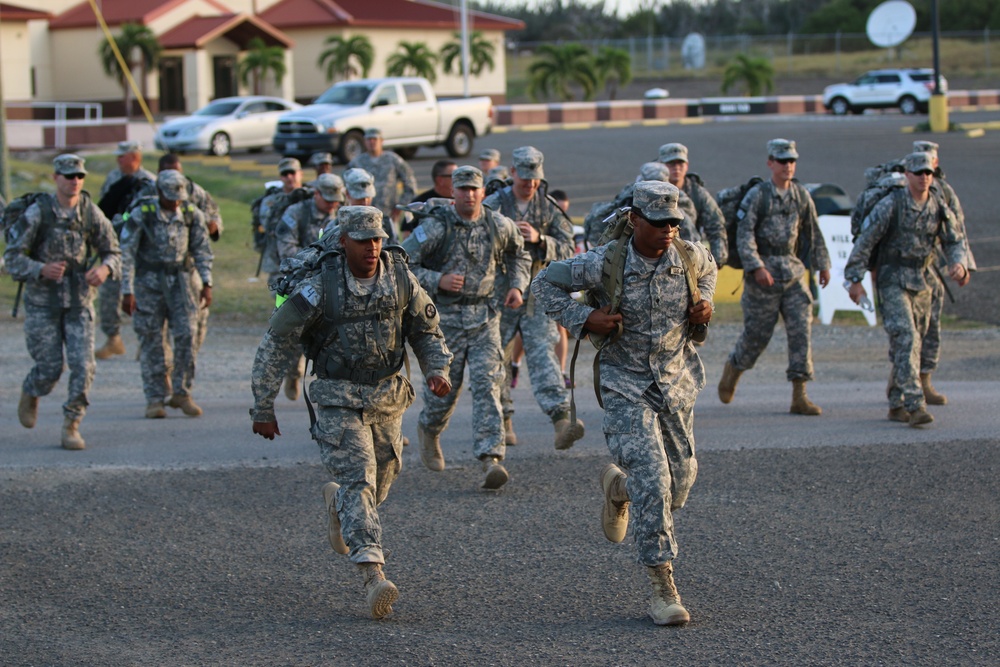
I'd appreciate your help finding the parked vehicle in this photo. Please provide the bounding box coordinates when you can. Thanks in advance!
[823,68,947,116]
[272,77,493,163]
[155,96,302,157]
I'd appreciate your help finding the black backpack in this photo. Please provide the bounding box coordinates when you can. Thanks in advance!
[715,177,763,269]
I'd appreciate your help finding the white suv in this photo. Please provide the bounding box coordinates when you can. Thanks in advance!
[823,68,947,116]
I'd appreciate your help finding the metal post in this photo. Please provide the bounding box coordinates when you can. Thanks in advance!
[460,0,470,97]
[929,0,948,132]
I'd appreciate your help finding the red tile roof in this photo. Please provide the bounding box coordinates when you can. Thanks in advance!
[50,0,232,29]
[0,2,50,20]
[159,13,293,48]
[260,0,524,31]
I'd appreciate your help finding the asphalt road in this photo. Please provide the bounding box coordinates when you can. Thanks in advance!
[3,115,999,665]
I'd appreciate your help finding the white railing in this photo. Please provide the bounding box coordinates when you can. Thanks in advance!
[7,102,103,149]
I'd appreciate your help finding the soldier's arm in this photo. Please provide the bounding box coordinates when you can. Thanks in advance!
[274,208,301,263]
[736,186,765,272]
[539,201,576,263]
[844,197,894,283]
[89,203,121,280]
[2,204,46,281]
[695,186,728,265]
[937,202,968,269]
[802,193,832,272]
[192,182,223,238]
[396,156,418,206]
[531,248,606,339]
[118,206,147,295]
[402,272,453,382]
[690,241,719,306]
[401,221,445,295]
[502,216,532,294]
[188,209,214,287]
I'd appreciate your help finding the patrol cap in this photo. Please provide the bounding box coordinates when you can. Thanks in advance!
[53,154,87,176]
[278,157,301,173]
[115,140,142,156]
[637,161,670,183]
[343,168,376,199]
[632,181,684,222]
[315,173,346,202]
[767,138,799,160]
[905,152,935,174]
[486,166,510,184]
[309,151,334,167]
[339,205,388,241]
[658,143,689,163]
[912,140,939,156]
[157,169,189,201]
[364,127,383,139]
[512,146,544,180]
[479,148,501,162]
[452,165,484,189]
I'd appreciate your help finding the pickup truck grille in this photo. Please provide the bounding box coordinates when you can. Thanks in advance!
[277,120,320,135]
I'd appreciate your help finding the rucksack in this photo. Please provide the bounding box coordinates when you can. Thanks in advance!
[851,171,907,242]
[251,186,312,252]
[2,192,50,242]
[715,176,763,269]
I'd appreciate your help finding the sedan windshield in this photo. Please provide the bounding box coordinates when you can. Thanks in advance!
[195,101,242,116]
[314,85,373,106]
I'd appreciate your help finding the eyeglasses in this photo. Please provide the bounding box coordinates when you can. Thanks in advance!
[634,211,681,228]
[774,158,797,165]
[61,173,86,180]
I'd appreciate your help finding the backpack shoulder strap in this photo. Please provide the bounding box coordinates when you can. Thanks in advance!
[671,240,702,304]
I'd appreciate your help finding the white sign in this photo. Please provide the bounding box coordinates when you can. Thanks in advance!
[817,214,877,327]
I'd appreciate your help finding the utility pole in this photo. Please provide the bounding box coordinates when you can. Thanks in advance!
[460,0,470,97]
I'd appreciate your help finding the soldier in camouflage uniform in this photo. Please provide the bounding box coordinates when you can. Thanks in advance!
[479,148,501,174]
[120,170,213,420]
[276,173,344,262]
[718,139,832,415]
[846,152,969,427]
[483,146,584,450]
[6,154,121,450]
[533,181,716,627]
[250,206,452,620]
[659,143,728,265]
[308,152,335,183]
[346,128,417,243]
[402,166,531,489]
[343,168,376,207]
[257,157,310,280]
[94,140,157,360]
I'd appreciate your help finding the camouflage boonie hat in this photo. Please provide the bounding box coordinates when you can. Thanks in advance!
[912,140,939,156]
[479,148,501,162]
[637,162,670,183]
[452,165,484,189]
[905,152,935,174]
[115,140,142,156]
[53,154,87,176]
[339,205,388,240]
[632,181,684,222]
[315,173,346,202]
[512,146,544,180]
[278,157,301,173]
[309,152,334,167]
[486,166,510,184]
[157,169,189,201]
[658,143,689,163]
[364,127,383,139]
[343,168,376,199]
[767,138,799,160]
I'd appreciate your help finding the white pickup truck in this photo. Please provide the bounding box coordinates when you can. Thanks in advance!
[272,77,493,163]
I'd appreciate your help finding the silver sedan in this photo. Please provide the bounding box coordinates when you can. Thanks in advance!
[155,96,302,157]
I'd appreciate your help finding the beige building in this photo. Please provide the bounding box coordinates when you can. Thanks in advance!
[2,0,522,117]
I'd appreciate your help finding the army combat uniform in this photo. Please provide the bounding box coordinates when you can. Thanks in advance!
[347,137,416,243]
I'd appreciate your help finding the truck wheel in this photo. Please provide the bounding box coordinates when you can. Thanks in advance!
[445,122,474,157]
[338,130,365,164]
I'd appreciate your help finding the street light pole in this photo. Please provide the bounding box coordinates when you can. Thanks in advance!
[460,0,470,97]
[929,0,949,132]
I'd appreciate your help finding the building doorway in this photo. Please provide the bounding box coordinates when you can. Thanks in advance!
[214,56,238,99]
[159,57,185,112]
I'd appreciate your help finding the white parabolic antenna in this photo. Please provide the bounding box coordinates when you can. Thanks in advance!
[681,33,706,70]
[866,0,917,48]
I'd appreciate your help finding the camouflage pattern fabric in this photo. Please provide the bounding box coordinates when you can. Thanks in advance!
[681,174,728,265]
[346,151,417,242]
[3,194,120,420]
[485,185,576,420]
[729,276,816,380]
[275,199,336,263]
[250,252,451,564]
[532,238,716,566]
[133,177,223,234]
[120,202,213,403]
[402,205,531,460]
[583,182,702,249]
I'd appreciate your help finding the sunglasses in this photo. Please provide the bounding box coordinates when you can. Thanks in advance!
[634,211,681,228]
[61,173,86,180]
[913,170,934,176]
[774,158,797,165]
[280,171,297,177]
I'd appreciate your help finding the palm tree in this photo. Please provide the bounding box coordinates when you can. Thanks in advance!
[527,43,598,102]
[317,34,375,83]
[439,31,496,76]
[98,23,161,119]
[239,37,287,95]
[721,54,775,97]
[386,41,439,83]
[594,46,632,101]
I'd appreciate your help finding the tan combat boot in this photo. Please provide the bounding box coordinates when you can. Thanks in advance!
[920,373,947,405]
[504,415,518,446]
[553,414,585,451]
[600,463,630,543]
[717,361,743,404]
[481,456,509,490]
[18,392,38,429]
[322,482,349,555]
[647,562,690,626]
[789,379,822,416]
[167,394,203,417]
[61,417,86,451]
[909,407,934,427]
[94,334,125,360]
[145,401,167,419]
[417,424,445,471]
[887,407,910,423]
[358,563,398,620]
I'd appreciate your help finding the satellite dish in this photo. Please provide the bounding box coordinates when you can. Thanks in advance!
[866,0,916,48]
[681,33,706,70]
